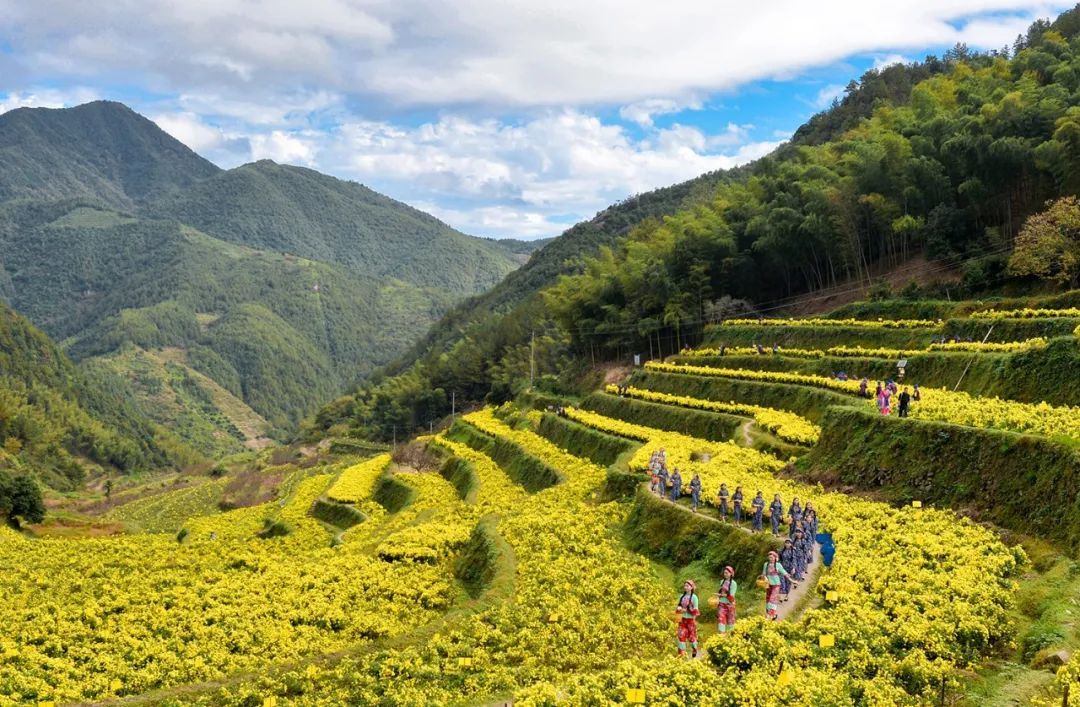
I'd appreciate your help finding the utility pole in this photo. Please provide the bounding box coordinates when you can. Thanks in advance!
[392,424,397,447]
[953,325,994,391]
[529,329,536,389]
[452,391,456,421]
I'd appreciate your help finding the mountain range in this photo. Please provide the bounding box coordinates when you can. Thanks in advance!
[0,101,536,465]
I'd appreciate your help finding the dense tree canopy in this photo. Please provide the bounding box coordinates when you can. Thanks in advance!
[546,23,1080,357]
[1009,196,1080,286]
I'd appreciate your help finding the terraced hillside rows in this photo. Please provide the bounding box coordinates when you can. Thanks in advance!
[5,301,1080,705]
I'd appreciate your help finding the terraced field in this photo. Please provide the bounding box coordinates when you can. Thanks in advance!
[4,305,1080,705]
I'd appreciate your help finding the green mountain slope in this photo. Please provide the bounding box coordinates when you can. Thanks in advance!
[313,167,738,440]
[0,101,219,208]
[149,160,521,294]
[0,101,529,455]
[317,7,1080,442]
[0,200,457,432]
[85,346,273,459]
[0,303,200,489]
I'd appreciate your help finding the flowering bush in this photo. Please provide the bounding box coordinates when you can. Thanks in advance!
[645,361,1080,441]
[972,307,1080,320]
[927,338,1048,352]
[720,317,939,329]
[325,453,391,503]
[645,361,863,394]
[0,395,1026,705]
[604,384,820,444]
[683,346,825,358]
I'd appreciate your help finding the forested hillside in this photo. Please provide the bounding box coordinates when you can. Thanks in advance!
[0,303,199,490]
[319,8,1080,442]
[0,199,459,433]
[0,102,529,460]
[149,160,521,295]
[0,101,219,208]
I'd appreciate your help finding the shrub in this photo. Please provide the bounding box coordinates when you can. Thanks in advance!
[0,470,45,525]
[257,518,292,539]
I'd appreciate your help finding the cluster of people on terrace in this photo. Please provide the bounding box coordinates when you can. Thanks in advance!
[856,378,920,417]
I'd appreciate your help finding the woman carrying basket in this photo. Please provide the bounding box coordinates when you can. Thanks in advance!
[760,550,791,621]
[715,566,737,635]
[674,579,701,658]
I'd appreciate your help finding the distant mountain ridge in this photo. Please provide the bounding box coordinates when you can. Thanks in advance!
[0,101,220,208]
[0,100,530,463]
[149,159,520,294]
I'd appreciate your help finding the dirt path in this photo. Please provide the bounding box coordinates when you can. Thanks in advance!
[775,542,823,621]
[738,420,754,446]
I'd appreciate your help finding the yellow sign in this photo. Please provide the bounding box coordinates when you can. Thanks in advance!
[825,590,838,602]
[911,500,922,508]
[38,702,55,707]
[777,669,794,687]
[819,634,835,648]
[625,687,646,703]
[458,657,473,668]
[262,698,278,707]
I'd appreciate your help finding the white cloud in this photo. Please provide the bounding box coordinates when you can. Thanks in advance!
[151,111,226,153]
[250,130,317,165]
[304,110,783,238]
[1,1,1069,109]
[416,202,571,240]
[813,84,846,109]
[707,123,754,148]
[619,97,702,127]
[0,1,1070,239]
[872,53,911,69]
[0,87,98,114]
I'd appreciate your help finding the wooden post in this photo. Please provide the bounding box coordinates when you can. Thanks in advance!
[939,675,946,706]
[1064,682,1070,707]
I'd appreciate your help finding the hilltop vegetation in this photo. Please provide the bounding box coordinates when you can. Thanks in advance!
[0,101,219,208]
[316,7,1080,443]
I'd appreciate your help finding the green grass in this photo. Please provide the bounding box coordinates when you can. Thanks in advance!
[963,549,1080,705]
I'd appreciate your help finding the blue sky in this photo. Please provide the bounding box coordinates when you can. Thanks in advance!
[0,1,1071,239]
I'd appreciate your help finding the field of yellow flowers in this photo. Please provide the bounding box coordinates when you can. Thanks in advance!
[646,361,1080,441]
[6,306,1071,705]
[684,338,1048,360]
[158,404,1023,705]
[605,383,820,444]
